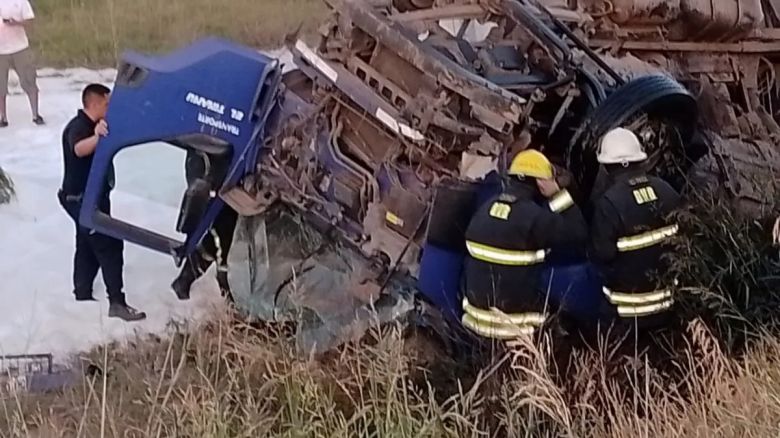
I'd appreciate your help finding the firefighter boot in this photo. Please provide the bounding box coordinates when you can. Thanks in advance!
[171,257,206,300]
[171,269,196,301]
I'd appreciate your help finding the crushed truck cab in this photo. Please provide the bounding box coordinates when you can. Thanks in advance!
[80,38,282,262]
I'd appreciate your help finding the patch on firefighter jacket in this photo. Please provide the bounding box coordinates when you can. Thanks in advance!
[489,202,512,220]
[632,186,657,205]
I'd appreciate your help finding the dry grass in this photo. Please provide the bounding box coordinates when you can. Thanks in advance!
[28,0,327,67]
[4,310,780,437]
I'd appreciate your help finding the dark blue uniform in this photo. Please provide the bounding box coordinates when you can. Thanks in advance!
[58,110,125,304]
[462,179,587,339]
[590,167,681,327]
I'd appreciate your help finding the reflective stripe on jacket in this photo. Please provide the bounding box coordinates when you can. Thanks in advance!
[590,169,681,318]
[602,286,674,317]
[461,297,547,339]
[465,240,547,266]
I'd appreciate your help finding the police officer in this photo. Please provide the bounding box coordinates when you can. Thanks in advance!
[171,150,237,301]
[462,150,588,340]
[589,128,681,328]
[58,83,145,321]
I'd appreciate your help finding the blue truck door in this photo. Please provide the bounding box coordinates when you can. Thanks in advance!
[79,38,283,264]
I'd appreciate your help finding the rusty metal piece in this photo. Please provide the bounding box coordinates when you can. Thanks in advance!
[220,186,278,217]
[681,0,764,41]
[342,0,527,123]
[589,39,780,53]
[389,4,487,22]
[610,0,680,25]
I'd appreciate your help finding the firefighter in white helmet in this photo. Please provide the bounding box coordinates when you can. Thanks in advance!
[589,127,681,329]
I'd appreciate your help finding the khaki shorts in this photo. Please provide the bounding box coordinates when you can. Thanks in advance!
[0,48,38,97]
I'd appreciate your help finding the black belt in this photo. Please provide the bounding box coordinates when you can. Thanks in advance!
[58,189,83,203]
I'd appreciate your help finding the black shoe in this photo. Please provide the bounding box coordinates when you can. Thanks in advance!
[0,119,7,128]
[222,288,235,304]
[171,276,192,301]
[32,115,45,126]
[216,270,233,302]
[108,303,147,322]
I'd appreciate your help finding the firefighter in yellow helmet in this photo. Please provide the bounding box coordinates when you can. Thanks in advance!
[461,149,588,340]
[589,128,681,329]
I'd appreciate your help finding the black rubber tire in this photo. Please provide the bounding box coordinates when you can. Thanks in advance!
[574,74,698,150]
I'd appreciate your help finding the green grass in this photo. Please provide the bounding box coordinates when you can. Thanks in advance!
[28,0,327,67]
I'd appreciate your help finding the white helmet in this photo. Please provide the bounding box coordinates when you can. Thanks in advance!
[597,127,647,164]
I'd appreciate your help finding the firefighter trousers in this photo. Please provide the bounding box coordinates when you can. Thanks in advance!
[58,190,125,305]
[174,207,238,299]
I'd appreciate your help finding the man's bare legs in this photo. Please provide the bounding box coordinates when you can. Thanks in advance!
[0,49,43,126]
[0,53,8,126]
[15,49,43,125]
[0,91,43,126]
[26,87,42,124]
[26,88,38,118]
[0,95,6,126]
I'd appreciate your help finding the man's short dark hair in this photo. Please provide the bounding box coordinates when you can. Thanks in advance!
[82,83,111,106]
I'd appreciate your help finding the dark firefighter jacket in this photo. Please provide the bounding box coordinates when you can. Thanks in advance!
[589,167,681,319]
[462,179,587,339]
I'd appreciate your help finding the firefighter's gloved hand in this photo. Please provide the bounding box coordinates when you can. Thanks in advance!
[773,216,780,246]
[553,165,573,190]
[536,177,561,198]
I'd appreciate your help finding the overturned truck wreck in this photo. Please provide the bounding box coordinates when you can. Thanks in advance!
[82,0,780,353]
[224,0,780,351]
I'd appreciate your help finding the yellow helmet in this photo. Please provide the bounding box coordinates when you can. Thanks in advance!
[508,150,553,179]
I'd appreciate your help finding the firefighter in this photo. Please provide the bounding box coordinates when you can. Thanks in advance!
[589,128,681,328]
[171,151,238,301]
[462,149,588,340]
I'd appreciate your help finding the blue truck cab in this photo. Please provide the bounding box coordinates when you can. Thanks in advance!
[80,38,282,263]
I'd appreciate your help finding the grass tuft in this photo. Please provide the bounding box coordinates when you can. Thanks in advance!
[670,187,780,348]
[0,167,14,204]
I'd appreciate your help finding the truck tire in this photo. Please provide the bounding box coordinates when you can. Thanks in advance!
[568,74,699,198]
[574,74,697,150]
